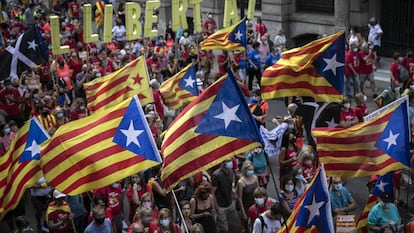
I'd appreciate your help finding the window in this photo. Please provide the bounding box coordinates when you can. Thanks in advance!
[296,0,334,15]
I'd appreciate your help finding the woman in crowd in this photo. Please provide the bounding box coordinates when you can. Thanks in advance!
[190,182,217,233]
[126,172,152,223]
[279,175,299,217]
[339,96,359,128]
[154,208,181,233]
[246,146,268,187]
[279,130,299,185]
[354,93,369,122]
[237,160,259,231]
[178,200,194,233]
[140,192,159,220]
[291,166,307,197]
[247,187,273,232]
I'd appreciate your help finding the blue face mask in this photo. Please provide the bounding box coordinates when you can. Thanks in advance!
[225,161,233,169]
[246,170,254,177]
[160,219,170,227]
[334,183,343,191]
[4,128,10,134]
[111,183,120,189]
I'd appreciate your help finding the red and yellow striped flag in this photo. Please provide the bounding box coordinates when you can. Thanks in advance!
[95,0,104,26]
[159,64,198,110]
[312,100,410,178]
[200,18,246,51]
[261,31,345,102]
[0,117,49,220]
[356,194,378,233]
[85,56,152,113]
[40,96,162,195]
[161,73,262,192]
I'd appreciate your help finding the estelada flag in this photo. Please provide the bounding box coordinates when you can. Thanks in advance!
[313,100,411,178]
[261,31,345,102]
[40,96,162,195]
[200,18,246,51]
[161,72,262,192]
[85,56,152,113]
[159,63,198,110]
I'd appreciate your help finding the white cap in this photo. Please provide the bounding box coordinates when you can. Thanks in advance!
[53,190,66,199]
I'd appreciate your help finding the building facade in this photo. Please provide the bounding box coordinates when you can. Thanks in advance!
[154,0,413,56]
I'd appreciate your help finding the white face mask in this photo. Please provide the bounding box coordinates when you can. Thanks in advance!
[410,85,414,90]
[363,95,367,102]
[254,148,262,153]
[285,184,294,192]
[352,48,358,53]
[343,103,351,109]
[255,197,265,205]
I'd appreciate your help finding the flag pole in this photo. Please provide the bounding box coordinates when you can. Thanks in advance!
[171,190,190,233]
[264,152,290,233]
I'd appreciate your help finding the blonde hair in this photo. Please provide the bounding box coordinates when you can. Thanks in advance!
[298,150,314,164]
[241,160,254,176]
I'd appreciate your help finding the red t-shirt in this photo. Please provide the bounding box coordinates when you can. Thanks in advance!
[203,19,217,35]
[94,185,123,215]
[390,61,402,84]
[403,57,414,78]
[67,58,82,81]
[152,90,164,119]
[0,88,21,115]
[46,202,74,233]
[255,23,267,37]
[358,50,375,74]
[217,54,228,75]
[248,199,273,220]
[340,108,357,122]
[146,58,160,73]
[354,104,367,122]
[126,184,152,221]
[344,50,360,77]
[70,108,87,120]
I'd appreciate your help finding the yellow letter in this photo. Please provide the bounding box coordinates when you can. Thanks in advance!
[190,0,202,32]
[223,0,238,27]
[172,0,188,32]
[144,1,160,38]
[83,4,99,43]
[247,0,256,19]
[125,2,142,40]
[102,4,113,43]
[50,16,70,55]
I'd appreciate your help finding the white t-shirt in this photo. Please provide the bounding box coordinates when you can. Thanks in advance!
[252,212,283,233]
[368,24,383,47]
[112,25,126,41]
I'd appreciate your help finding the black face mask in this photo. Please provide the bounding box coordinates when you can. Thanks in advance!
[42,111,49,117]
[94,217,105,225]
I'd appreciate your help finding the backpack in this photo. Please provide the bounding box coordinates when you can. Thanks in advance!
[259,215,267,233]
[399,64,409,82]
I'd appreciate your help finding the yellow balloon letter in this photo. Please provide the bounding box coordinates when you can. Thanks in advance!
[223,0,238,27]
[102,4,113,43]
[83,4,99,43]
[172,0,188,32]
[144,1,160,38]
[190,0,202,32]
[50,16,70,55]
[125,2,142,40]
[247,0,256,19]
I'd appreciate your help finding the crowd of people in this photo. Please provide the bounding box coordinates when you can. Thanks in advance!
[1,0,414,233]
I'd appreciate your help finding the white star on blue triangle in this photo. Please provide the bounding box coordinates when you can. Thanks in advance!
[19,118,49,163]
[178,65,199,96]
[313,34,345,93]
[228,19,247,47]
[374,101,411,166]
[296,169,332,232]
[372,172,394,200]
[113,97,162,163]
[195,72,262,142]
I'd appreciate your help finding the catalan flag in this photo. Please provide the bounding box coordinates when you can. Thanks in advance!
[0,117,49,219]
[85,56,152,113]
[95,0,105,26]
[279,165,334,233]
[40,96,162,195]
[159,64,198,110]
[372,172,394,200]
[200,18,246,51]
[356,194,378,233]
[161,72,263,192]
[261,31,345,102]
[312,100,410,178]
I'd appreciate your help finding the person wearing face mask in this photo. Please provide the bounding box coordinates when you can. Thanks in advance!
[112,18,126,45]
[279,175,299,217]
[38,104,58,134]
[126,173,151,223]
[55,56,74,102]
[291,166,307,197]
[179,30,192,47]
[345,43,361,98]
[0,123,16,151]
[246,145,269,187]
[358,42,377,98]
[402,80,414,96]
[252,202,284,233]
[46,190,75,233]
[279,131,299,185]
[339,97,358,128]
[390,51,409,89]
[54,106,69,128]
[190,182,217,233]
[236,161,259,230]
[155,208,181,233]
[368,192,401,233]
[0,78,24,127]
[249,89,268,127]
[178,200,194,233]
[128,206,158,233]
[84,205,113,233]
[248,187,273,231]
[211,159,242,233]
[329,177,357,216]
[354,93,369,122]
[94,182,124,233]
[368,17,383,64]
[203,13,217,36]
[298,151,315,182]
[70,98,88,120]
[139,192,159,220]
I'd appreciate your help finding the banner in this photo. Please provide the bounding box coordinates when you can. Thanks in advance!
[259,123,287,157]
